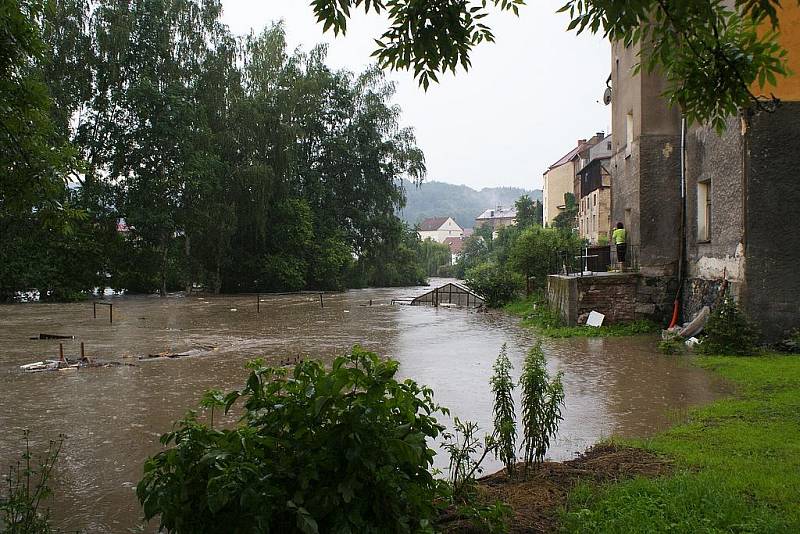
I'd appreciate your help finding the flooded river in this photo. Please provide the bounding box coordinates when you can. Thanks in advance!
[0,279,726,532]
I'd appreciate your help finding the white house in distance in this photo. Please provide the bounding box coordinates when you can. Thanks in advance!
[417,217,464,243]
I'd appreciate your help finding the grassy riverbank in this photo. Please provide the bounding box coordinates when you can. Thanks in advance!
[561,353,800,532]
[504,295,658,338]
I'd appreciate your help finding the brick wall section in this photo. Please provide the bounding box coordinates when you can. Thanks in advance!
[576,274,638,324]
[547,273,676,326]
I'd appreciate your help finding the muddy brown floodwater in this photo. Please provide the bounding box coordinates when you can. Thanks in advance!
[0,279,727,532]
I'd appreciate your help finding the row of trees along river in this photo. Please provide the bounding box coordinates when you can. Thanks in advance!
[1,0,444,301]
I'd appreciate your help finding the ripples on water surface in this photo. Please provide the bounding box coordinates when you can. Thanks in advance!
[0,279,726,532]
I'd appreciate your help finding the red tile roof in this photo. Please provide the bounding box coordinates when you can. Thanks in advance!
[443,237,464,254]
[419,217,450,231]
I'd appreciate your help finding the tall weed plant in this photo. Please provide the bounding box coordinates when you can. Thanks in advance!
[490,345,516,475]
[1,432,62,534]
[519,343,565,472]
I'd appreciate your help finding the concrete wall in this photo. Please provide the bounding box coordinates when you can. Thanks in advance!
[743,102,800,341]
[610,40,681,277]
[755,3,800,100]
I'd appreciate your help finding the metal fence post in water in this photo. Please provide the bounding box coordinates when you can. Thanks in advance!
[93,302,113,323]
[319,292,324,308]
[257,294,260,314]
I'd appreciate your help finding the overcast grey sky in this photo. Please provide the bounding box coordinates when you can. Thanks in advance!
[221,0,611,190]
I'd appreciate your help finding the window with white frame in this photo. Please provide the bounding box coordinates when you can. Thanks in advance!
[625,112,633,157]
[697,180,711,242]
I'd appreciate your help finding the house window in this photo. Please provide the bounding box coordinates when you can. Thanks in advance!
[697,181,711,242]
[625,112,633,157]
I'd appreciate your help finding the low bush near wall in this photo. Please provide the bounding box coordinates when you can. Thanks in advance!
[696,296,759,355]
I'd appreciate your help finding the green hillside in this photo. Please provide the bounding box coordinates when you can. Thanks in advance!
[398,180,540,229]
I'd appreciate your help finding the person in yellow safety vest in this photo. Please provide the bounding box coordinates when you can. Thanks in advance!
[612,222,627,266]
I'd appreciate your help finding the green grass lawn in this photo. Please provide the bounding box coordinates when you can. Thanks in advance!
[504,295,659,338]
[562,353,800,533]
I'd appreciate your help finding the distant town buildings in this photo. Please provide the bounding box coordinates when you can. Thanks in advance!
[542,133,605,227]
[417,217,463,243]
[443,236,464,264]
[576,134,612,244]
[474,206,517,231]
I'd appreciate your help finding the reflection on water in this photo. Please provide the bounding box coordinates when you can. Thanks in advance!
[0,279,726,532]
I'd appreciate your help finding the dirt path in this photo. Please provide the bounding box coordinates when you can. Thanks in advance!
[454,444,673,533]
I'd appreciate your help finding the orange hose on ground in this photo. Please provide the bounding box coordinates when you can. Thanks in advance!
[667,300,679,329]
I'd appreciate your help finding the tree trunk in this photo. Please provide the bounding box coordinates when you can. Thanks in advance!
[184,233,192,294]
[159,235,168,297]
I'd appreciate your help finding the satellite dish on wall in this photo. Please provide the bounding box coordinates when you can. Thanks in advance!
[603,87,612,106]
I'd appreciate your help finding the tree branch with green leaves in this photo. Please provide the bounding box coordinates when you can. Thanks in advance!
[309,0,796,129]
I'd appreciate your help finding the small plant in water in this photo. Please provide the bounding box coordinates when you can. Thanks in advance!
[1,431,63,534]
[519,343,565,473]
[658,332,685,354]
[490,344,517,475]
[697,295,760,355]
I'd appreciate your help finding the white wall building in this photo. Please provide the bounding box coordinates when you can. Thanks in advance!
[417,217,464,243]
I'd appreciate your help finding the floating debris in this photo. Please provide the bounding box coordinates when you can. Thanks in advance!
[20,358,135,372]
[138,345,216,361]
[29,333,74,340]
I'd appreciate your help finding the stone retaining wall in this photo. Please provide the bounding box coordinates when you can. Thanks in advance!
[547,273,675,326]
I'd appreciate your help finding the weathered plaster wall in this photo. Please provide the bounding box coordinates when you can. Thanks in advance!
[637,135,682,276]
[744,103,800,341]
[682,117,747,322]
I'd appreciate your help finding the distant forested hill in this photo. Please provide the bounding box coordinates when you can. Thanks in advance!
[398,180,541,229]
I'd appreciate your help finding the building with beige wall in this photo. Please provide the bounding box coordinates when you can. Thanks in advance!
[543,134,605,227]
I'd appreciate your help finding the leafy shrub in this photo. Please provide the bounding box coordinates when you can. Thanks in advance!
[1,432,63,534]
[509,225,581,285]
[490,345,517,475]
[658,332,684,355]
[697,296,760,356]
[137,348,448,533]
[439,419,512,533]
[465,262,523,307]
[519,343,565,471]
[775,328,800,353]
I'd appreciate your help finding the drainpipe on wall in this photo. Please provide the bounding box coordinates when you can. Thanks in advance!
[668,116,687,329]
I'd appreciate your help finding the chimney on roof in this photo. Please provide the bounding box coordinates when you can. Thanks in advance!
[596,131,605,138]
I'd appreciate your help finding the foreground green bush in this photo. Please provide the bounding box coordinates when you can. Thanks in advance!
[137,348,447,533]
